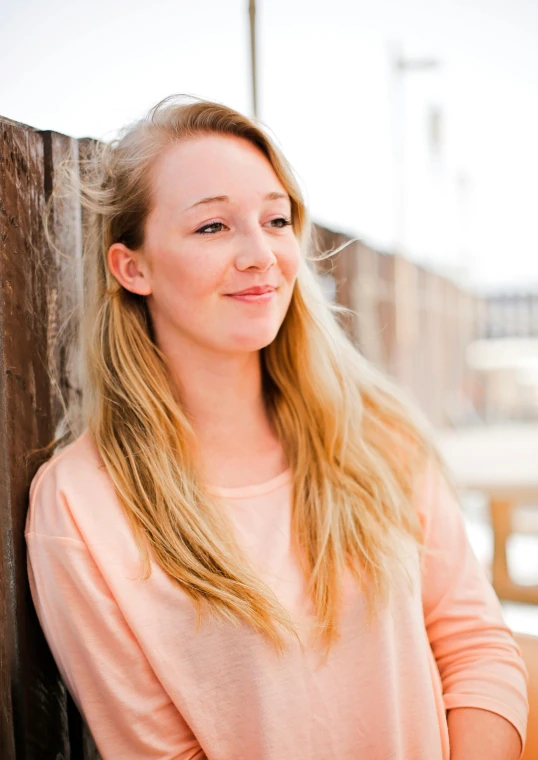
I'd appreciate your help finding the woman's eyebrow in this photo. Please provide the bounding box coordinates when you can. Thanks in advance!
[184,191,290,213]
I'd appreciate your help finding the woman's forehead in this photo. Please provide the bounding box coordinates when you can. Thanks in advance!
[150,134,287,211]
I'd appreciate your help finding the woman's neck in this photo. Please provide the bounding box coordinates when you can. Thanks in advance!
[168,345,286,486]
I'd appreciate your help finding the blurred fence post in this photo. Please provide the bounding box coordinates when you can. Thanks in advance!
[310,223,479,427]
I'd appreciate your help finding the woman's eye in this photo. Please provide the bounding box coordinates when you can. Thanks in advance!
[195,217,292,235]
[196,221,226,235]
[270,217,293,229]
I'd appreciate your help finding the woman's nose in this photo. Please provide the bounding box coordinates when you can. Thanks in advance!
[234,227,277,271]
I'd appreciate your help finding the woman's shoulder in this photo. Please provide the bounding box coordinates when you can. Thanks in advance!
[29,429,104,499]
[26,429,118,542]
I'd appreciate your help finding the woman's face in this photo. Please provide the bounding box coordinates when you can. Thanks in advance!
[114,134,301,358]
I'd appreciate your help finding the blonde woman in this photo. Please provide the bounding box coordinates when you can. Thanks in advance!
[26,95,527,760]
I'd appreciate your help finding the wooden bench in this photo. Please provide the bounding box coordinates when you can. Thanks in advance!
[437,424,538,605]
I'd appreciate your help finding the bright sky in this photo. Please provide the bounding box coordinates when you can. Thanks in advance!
[2,0,538,292]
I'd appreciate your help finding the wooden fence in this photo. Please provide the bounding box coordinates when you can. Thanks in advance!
[312,224,478,428]
[0,116,96,759]
[1,114,479,758]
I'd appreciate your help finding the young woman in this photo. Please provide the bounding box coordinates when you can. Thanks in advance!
[26,95,528,760]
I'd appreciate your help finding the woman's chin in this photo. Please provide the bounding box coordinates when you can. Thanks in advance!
[225,327,280,353]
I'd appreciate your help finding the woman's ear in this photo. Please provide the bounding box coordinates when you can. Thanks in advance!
[107,243,152,296]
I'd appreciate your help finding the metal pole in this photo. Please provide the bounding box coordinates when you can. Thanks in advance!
[388,42,440,256]
[388,44,441,386]
[249,0,258,119]
[388,42,405,257]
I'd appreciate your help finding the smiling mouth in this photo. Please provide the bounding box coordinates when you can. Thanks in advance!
[226,285,276,296]
[225,288,277,303]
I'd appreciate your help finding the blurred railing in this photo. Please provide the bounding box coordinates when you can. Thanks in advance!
[478,292,538,340]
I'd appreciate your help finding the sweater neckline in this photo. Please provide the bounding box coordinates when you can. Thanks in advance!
[206,467,292,499]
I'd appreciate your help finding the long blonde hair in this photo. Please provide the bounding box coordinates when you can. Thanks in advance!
[41,94,445,653]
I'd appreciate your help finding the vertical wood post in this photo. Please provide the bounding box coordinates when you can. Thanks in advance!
[0,118,71,759]
[0,117,95,759]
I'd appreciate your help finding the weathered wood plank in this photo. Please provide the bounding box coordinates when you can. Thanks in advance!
[0,119,71,758]
[72,135,102,760]
[0,119,93,759]
[41,129,100,760]
[41,130,84,442]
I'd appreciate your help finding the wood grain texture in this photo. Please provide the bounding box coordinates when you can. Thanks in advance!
[41,130,84,440]
[39,129,100,760]
[0,118,71,759]
[0,117,98,759]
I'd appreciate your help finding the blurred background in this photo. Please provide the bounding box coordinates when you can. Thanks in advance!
[2,0,538,631]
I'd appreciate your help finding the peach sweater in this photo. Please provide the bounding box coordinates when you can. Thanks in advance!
[25,430,528,759]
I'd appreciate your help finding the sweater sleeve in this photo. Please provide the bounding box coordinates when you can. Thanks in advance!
[25,530,206,760]
[416,458,529,751]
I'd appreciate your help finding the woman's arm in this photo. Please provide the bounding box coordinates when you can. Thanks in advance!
[447,706,522,759]
[415,459,529,758]
[26,522,204,760]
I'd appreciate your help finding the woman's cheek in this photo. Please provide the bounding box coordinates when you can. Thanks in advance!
[278,243,301,277]
[173,258,219,299]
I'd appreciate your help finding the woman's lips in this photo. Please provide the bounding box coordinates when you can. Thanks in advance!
[225,285,277,303]
[226,289,276,303]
